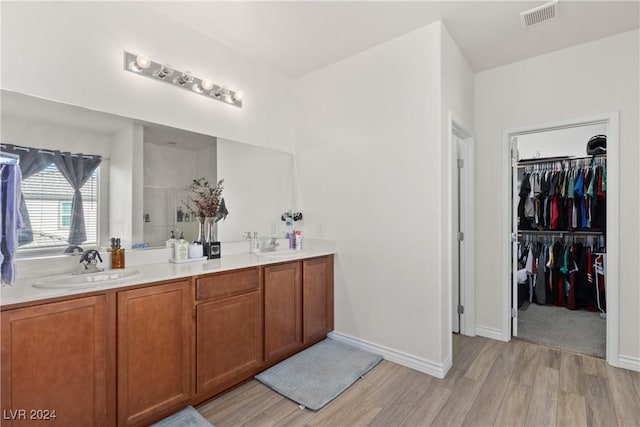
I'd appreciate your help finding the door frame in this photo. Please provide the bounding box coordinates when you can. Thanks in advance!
[501,112,620,365]
[447,112,476,340]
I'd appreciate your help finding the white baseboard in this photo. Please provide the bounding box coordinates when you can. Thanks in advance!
[328,331,450,379]
[475,325,508,342]
[615,354,640,372]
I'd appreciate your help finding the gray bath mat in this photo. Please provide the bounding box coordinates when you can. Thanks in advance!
[255,338,382,410]
[151,406,213,427]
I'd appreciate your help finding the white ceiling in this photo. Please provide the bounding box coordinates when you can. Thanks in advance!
[147,1,640,77]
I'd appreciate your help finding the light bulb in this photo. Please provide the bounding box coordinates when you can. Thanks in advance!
[213,87,229,99]
[232,90,243,102]
[135,55,151,69]
[174,71,194,86]
[193,78,214,93]
[129,54,152,72]
[201,79,213,91]
[153,64,174,79]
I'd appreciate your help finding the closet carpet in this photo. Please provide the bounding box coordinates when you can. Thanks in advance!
[517,303,606,358]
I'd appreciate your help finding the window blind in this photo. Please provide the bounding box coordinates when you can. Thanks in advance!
[19,164,98,249]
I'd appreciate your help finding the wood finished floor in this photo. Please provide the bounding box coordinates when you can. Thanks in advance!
[197,334,640,427]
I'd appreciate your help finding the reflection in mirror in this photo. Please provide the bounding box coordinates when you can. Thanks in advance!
[1,90,294,253]
[143,125,217,247]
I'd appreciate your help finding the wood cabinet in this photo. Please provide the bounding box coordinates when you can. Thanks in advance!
[264,261,303,363]
[0,255,333,426]
[1,295,113,427]
[195,268,263,399]
[303,255,334,344]
[117,280,193,427]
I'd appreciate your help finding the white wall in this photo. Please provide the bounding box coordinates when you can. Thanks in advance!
[474,30,639,361]
[295,23,447,371]
[216,138,293,242]
[109,124,144,249]
[1,114,112,157]
[0,2,294,153]
[517,123,608,159]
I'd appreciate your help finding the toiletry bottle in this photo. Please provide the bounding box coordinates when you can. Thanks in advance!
[285,217,294,249]
[112,238,125,269]
[295,230,302,250]
[166,230,177,249]
[174,231,189,260]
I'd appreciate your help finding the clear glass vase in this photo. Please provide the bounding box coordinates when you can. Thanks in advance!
[197,217,206,244]
[205,217,215,243]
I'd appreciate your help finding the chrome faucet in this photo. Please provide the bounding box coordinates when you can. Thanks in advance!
[64,245,84,255]
[76,249,104,274]
[262,238,279,252]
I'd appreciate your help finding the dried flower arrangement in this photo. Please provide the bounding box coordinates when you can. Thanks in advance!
[188,178,224,218]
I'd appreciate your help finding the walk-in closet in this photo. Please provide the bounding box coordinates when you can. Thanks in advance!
[512,123,608,358]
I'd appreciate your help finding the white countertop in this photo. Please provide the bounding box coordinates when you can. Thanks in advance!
[1,249,334,308]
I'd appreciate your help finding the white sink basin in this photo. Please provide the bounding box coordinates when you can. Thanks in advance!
[32,268,145,289]
[254,250,306,259]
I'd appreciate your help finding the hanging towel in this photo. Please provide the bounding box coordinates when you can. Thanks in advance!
[1,163,23,285]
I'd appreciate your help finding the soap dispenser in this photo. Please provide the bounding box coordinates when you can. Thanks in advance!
[174,231,189,261]
[166,230,177,249]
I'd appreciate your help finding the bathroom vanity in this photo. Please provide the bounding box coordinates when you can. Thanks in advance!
[0,252,334,427]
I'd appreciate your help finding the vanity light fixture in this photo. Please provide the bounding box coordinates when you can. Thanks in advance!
[123,51,243,108]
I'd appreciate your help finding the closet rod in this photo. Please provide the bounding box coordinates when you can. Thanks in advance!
[518,153,606,166]
[518,230,604,236]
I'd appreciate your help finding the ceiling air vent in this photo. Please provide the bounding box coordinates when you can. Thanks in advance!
[520,0,559,28]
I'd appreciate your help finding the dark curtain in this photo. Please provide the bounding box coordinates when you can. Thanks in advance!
[52,151,102,244]
[1,145,53,245]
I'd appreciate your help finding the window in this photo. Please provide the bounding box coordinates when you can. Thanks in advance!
[20,164,99,250]
[59,201,72,229]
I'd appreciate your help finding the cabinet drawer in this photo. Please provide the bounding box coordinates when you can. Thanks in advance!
[196,267,260,301]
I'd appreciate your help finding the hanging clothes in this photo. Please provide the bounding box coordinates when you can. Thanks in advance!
[520,158,606,233]
[517,236,606,312]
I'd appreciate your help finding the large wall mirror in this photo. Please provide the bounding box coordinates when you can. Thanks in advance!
[1,90,294,254]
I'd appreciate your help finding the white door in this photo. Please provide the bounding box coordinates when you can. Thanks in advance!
[452,135,461,333]
[511,137,519,337]
[453,135,472,334]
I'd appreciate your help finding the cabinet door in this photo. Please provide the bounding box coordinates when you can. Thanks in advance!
[117,280,193,427]
[264,262,302,363]
[197,291,262,397]
[1,295,111,427]
[303,256,334,344]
